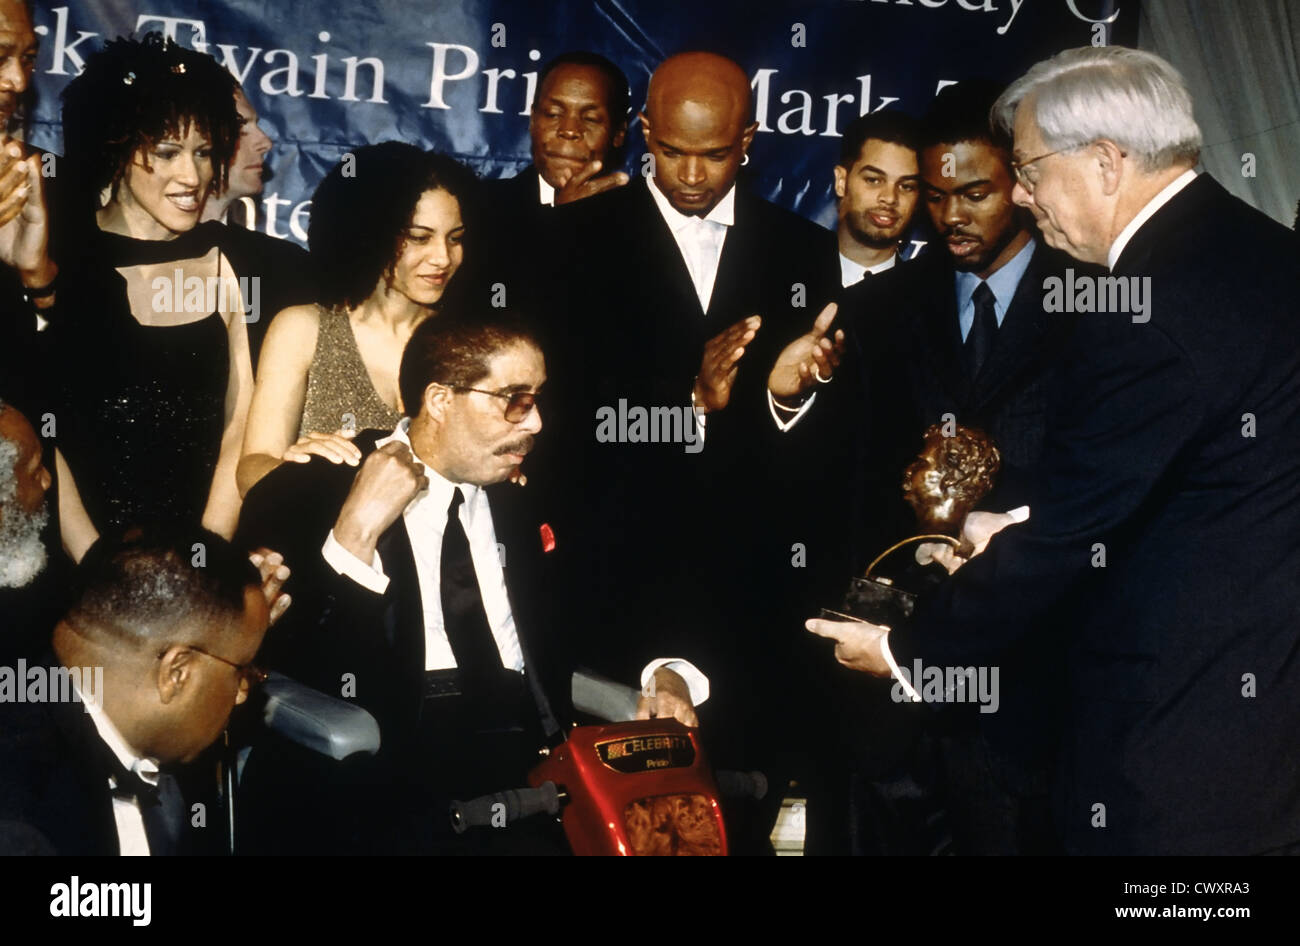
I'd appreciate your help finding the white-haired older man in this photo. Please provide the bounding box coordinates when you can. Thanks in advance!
[0,397,64,661]
[808,46,1300,854]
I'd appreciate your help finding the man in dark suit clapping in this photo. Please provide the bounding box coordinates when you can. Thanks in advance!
[540,52,838,851]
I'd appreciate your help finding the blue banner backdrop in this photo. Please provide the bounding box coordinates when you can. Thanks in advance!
[26,0,1134,244]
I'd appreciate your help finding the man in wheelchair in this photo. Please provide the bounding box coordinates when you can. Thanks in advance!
[233,308,707,854]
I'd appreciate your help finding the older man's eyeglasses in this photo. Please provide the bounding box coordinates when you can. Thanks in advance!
[452,386,541,423]
[1010,148,1068,194]
[1012,143,1125,194]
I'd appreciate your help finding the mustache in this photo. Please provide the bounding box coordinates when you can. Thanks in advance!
[943,229,980,241]
[495,435,535,456]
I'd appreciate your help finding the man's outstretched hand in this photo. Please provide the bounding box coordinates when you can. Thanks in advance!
[694,315,760,413]
[768,302,844,402]
[805,616,891,675]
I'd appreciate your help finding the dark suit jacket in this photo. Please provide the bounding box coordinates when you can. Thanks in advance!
[0,678,218,856]
[235,429,571,757]
[484,166,548,227]
[464,166,554,323]
[0,694,119,855]
[539,177,839,754]
[887,174,1300,854]
[234,429,574,852]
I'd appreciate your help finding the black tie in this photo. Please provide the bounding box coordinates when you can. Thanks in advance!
[964,281,998,380]
[110,763,185,856]
[440,488,503,697]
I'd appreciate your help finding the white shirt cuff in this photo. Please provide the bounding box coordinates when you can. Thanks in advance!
[641,658,709,707]
[767,388,816,431]
[322,530,389,594]
[1005,505,1031,523]
[689,384,707,446]
[879,633,921,703]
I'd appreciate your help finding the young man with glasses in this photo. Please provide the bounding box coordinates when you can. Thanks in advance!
[234,308,705,853]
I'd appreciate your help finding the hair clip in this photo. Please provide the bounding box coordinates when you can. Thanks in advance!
[123,71,136,85]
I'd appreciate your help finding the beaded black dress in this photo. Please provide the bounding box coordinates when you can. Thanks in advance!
[57,221,231,535]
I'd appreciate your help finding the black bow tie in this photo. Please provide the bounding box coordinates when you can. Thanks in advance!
[106,754,187,855]
[108,758,160,808]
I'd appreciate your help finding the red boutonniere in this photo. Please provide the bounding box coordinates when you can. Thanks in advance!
[539,523,556,553]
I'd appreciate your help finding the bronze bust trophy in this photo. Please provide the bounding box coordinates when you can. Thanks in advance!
[824,423,1001,628]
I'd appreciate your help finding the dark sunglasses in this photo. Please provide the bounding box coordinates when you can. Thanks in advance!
[451,386,541,423]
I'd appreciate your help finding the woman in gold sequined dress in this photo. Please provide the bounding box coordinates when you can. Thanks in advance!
[237,144,474,494]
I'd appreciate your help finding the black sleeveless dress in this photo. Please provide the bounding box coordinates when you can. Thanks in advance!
[57,222,231,535]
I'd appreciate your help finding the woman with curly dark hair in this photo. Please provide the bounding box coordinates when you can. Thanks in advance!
[52,33,248,552]
[237,142,476,493]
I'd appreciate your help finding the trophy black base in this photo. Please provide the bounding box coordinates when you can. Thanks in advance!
[821,575,917,629]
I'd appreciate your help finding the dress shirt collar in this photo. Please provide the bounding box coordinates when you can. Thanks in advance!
[1107,168,1198,271]
[537,172,556,207]
[954,236,1036,315]
[78,683,160,788]
[646,175,736,232]
[840,250,897,287]
[375,419,482,520]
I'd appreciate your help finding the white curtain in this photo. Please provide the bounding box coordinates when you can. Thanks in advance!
[1140,0,1300,227]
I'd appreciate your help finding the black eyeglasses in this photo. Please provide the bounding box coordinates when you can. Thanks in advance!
[451,386,541,423]
[161,645,268,687]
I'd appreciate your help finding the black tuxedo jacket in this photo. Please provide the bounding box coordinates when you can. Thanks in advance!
[469,166,572,325]
[235,429,571,753]
[888,174,1300,854]
[537,177,839,744]
[234,430,574,852]
[0,694,120,855]
[0,678,218,856]
[485,166,548,226]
